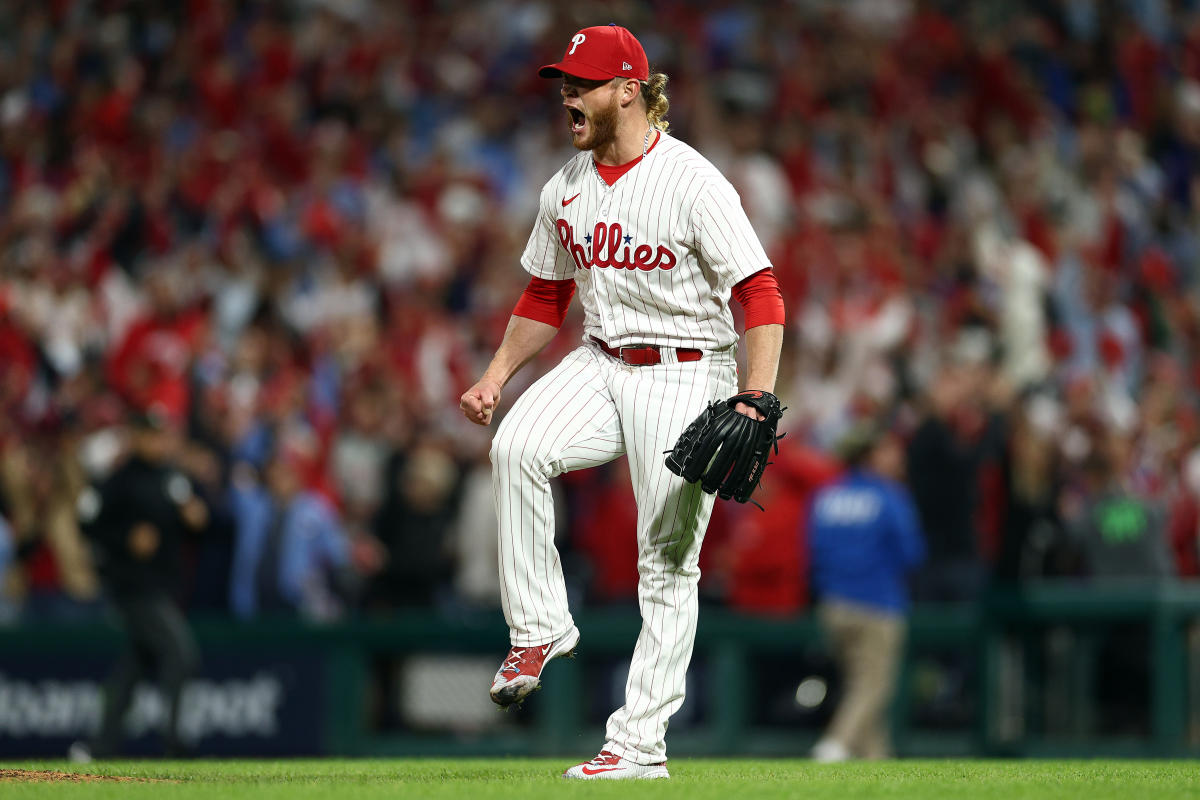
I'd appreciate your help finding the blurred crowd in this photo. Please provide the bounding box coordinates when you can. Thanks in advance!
[2,0,1200,624]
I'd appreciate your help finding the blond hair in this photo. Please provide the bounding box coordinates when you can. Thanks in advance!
[640,72,670,132]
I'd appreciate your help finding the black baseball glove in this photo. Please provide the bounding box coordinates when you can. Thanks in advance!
[665,390,784,507]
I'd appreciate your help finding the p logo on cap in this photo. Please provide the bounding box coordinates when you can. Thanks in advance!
[539,25,649,82]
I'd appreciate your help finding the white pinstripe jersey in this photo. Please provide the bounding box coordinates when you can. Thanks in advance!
[520,132,772,351]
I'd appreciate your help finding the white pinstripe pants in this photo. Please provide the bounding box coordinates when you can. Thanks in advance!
[490,342,737,763]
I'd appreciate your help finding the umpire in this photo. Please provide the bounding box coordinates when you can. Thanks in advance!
[808,424,925,762]
[73,407,206,759]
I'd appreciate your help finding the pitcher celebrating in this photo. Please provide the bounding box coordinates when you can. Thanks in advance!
[460,24,785,780]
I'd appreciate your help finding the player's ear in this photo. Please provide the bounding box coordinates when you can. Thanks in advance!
[621,78,640,107]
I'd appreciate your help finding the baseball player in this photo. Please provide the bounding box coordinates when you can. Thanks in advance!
[459,24,785,780]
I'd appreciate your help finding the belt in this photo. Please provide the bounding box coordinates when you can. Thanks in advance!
[591,336,703,366]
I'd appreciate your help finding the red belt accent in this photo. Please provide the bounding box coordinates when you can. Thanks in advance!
[591,336,703,366]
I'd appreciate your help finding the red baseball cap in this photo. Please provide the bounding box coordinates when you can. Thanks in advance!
[539,24,649,82]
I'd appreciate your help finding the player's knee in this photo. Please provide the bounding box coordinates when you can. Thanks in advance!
[637,557,701,584]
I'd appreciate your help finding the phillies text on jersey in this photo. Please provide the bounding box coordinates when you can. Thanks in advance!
[555,220,678,271]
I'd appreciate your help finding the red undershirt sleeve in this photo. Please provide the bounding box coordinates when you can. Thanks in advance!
[512,275,576,327]
[731,268,786,329]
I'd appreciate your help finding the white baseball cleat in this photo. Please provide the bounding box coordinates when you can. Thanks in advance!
[811,738,851,763]
[489,625,580,707]
[562,750,670,780]
[67,741,93,763]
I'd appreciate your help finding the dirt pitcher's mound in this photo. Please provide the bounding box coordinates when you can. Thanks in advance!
[0,769,175,783]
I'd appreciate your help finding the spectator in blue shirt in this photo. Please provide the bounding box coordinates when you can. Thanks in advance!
[808,424,925,762]
[229,452,354,621]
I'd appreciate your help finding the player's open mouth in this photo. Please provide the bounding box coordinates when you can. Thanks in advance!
[567,107,586,134]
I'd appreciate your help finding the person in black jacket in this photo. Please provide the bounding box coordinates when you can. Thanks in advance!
[72,408,207,760]
[367,440,460,610]
[906,365,1005,603]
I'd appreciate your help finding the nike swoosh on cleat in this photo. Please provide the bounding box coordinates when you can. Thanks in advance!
[580,766,623,775]
[562,193,580,207]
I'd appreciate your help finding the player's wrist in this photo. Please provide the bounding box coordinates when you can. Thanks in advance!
[480,371,508,390]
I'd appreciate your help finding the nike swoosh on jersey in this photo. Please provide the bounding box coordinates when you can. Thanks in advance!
[562,193,581,207]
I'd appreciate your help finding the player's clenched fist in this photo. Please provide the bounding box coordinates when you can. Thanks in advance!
[460,379,502,426]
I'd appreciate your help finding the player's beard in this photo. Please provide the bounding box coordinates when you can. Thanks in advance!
[572,93,619,152]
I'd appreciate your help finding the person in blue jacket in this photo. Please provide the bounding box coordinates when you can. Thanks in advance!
[808,423,926,761]
[229,452,354,621]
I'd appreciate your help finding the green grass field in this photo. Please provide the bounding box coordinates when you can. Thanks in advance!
[2,759,1199,799]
